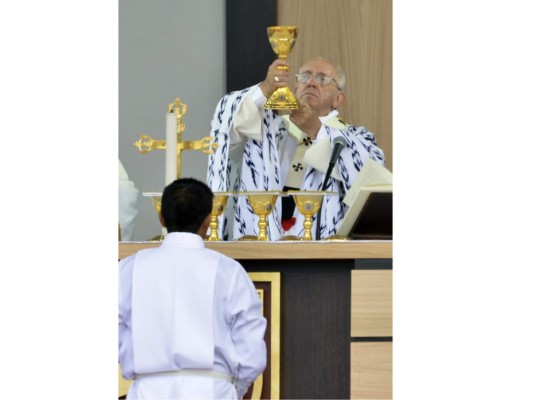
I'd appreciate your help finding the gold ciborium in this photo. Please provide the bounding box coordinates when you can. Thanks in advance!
[264,26,300,110]
[237,191,281,241]
[287,191,336,241]
[207,192,232,241]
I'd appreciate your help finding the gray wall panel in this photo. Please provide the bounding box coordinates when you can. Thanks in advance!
[119,0,225,241]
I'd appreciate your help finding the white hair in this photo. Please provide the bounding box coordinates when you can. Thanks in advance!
[313,56,346,90]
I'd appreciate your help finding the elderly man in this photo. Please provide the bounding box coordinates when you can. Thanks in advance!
[208,57,384,240]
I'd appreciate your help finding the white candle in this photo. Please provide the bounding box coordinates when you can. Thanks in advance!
[165,112,178,185]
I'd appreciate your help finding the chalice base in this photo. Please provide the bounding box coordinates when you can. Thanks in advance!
[237,235,262,241]
[264,87,300,110]
[280,235,301,241]
[324,234,349,241]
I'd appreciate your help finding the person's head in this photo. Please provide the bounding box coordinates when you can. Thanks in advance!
[159,178,213,236]
[295,57,346,116]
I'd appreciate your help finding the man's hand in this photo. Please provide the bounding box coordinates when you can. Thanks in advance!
[289,102,322,139]
[259,59,290,99]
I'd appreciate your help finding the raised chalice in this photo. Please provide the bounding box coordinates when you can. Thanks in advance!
[264,26,300,110]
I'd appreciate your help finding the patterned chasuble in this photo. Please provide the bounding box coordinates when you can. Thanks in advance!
[207,84,385,241]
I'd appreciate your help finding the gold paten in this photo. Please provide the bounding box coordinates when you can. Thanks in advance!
[264,26,300,110]
[134,98,218,178]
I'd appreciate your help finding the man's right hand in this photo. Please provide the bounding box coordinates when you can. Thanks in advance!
[259,59,290,99]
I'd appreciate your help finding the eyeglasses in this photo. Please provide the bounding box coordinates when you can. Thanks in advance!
[295,72,341,90]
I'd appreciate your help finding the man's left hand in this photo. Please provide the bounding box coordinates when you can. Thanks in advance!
[289,102,322,140]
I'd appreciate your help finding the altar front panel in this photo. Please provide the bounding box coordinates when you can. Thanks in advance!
[243,259,352,399]
[119,241,392,399]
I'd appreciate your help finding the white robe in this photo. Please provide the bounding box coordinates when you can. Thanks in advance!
[119,232,267,399]
[119,160,139,241]
[207,85,385,240]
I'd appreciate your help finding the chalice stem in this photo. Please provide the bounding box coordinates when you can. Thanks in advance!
[257,215,269,241]
[208,216,220,241]
[302,216,314,241]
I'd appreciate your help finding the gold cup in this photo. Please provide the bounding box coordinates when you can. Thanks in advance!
[264,26,300,110]
[237,191,281,241]
[143,192,166,241]
[207,192,231,241]
[287,191,337,241]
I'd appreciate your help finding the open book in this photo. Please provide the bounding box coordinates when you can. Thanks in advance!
[336,159,393,240]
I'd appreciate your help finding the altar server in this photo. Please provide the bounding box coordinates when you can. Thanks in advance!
[119,178,267,399]
[207,57,385,240]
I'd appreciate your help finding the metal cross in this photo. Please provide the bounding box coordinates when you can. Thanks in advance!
[134,98,218,177]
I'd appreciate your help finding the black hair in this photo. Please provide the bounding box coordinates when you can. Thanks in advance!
[160,178,213,233]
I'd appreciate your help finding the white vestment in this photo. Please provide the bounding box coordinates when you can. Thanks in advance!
[207,85,385,240]
[119,160,139,241]
[119,232,267,399]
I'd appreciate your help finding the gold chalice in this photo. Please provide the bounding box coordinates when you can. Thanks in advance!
[287,191,337,241]
[264,26,300,110]
[237,191,281,241]
[207,192,232,241]
[143,192,166,241]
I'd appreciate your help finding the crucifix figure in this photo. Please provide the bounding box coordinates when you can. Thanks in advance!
[134,98,218,178]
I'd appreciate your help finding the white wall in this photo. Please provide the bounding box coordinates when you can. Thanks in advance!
[119,0,225,241]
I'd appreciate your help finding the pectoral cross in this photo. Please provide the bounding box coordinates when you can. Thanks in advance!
[134,98,218,177]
